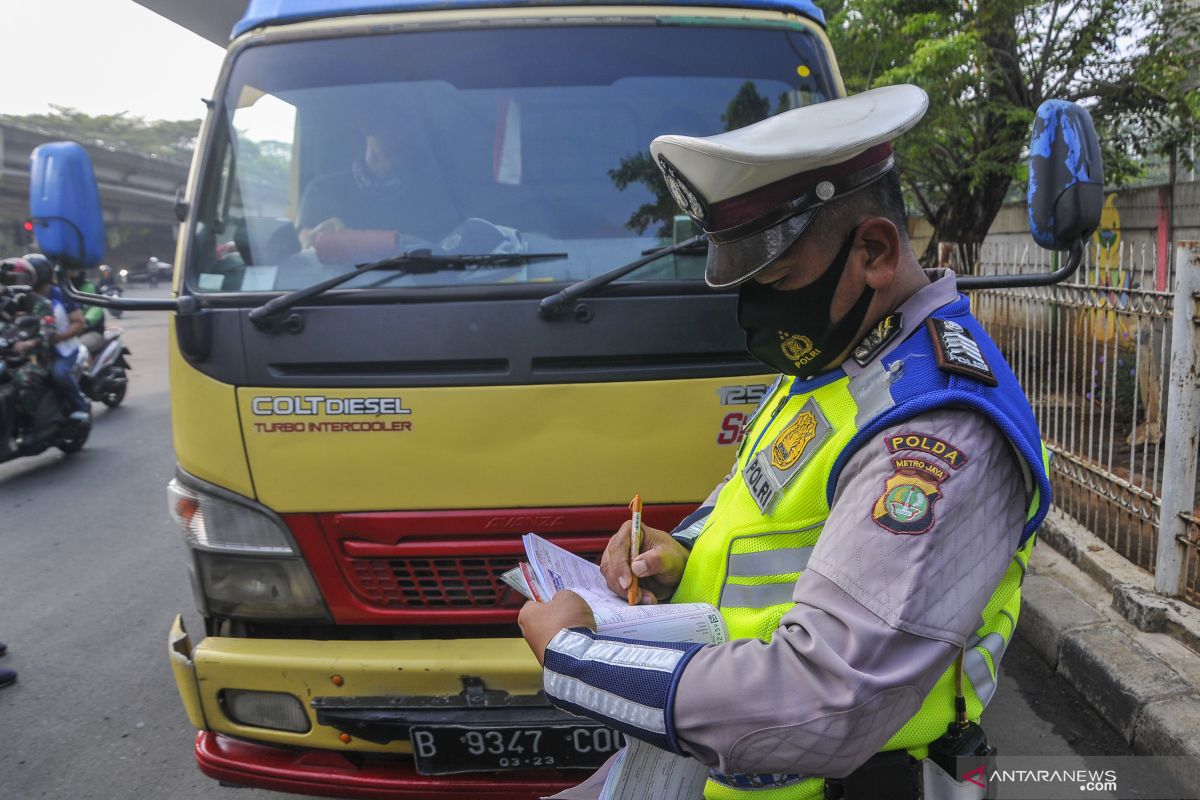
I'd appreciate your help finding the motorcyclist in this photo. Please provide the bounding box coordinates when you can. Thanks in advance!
[68,267,105,355]
[0,258,52,341]
[25,255,89,422]
[96,265,117,292]
[0,257,57,413]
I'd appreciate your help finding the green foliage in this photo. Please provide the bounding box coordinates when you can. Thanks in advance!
[722,82,773,131]
[827,0,1200,259]
[235,135,291,189]
[609,152,676,236]
[611,81,778,236]
[2,105,201,162]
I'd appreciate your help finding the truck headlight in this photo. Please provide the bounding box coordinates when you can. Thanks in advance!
[221,689,311,733]
[168,475,331,623]
[168,477,293,554]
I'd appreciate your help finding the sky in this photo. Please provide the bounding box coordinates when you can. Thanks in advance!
[0,0,225,122]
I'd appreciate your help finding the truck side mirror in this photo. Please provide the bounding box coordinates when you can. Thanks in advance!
[28,141,106,269]
[28,140,179,312]
[958,99,1104,290]
[1027,99,1103,250]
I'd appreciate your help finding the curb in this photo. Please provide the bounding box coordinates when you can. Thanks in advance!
[1017,509,1200,775]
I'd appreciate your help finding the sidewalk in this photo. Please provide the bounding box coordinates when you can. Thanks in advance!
[1018,508,1200,791]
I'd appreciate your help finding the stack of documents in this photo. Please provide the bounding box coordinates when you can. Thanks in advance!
[504,533,727,644]
[507,534,722,800]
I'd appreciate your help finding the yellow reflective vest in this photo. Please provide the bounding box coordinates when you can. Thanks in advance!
[671,300,1051,799]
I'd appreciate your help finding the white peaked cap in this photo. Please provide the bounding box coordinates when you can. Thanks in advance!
[649,84,929,288]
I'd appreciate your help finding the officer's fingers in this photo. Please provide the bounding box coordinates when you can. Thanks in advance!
[631,547,664,578]
[640,524,673,549]
[633,542,686,584]
[601,521,634,594]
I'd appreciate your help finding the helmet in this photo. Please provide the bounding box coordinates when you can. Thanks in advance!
[23,253,54,287]
[0,257,34,287]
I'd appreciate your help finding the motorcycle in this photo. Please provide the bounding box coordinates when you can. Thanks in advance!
[96,265,124,319]
[100,284,124,319]
[0,287,91,462]
[76,326,131,408]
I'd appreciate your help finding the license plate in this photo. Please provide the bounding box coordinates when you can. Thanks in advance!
[410,723,624,775]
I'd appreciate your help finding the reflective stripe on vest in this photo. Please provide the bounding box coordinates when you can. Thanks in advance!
[728,546,814,578]
[719,546,814,608]
[963,632,1006,707]
[963,606,1016,708]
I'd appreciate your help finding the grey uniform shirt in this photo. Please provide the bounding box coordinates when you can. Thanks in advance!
[543,270,1030,779]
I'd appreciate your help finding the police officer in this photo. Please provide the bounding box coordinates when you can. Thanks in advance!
[519,85,1050,799]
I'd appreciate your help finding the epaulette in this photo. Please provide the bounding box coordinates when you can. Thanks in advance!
[925,317,998,386]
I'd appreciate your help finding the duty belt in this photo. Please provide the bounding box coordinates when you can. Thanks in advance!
[823,750,921,800]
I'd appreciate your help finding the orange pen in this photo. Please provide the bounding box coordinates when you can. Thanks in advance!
[627,494,643,605]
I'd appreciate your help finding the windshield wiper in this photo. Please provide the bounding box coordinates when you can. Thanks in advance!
[248,250,567,329]
[538,235,706,318]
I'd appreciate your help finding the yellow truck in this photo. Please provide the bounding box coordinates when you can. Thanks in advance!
[69,1,839,794]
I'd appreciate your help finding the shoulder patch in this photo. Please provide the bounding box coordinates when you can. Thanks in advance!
[872,471,941,535]
[853,313,903,367]
[926,317,998,386]
[885,432,968,469]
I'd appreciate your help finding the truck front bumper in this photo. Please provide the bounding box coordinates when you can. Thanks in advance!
[170,616,590,798]
[195,731,578,799]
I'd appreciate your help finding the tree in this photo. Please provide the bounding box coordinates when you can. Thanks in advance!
[611,81,778,236]
[826,0,1200,263]
[2,105,201,162]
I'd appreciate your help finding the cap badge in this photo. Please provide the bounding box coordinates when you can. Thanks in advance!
[816,181,836,201]
[657,156,709,225]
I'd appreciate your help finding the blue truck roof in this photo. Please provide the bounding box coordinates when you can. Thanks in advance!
[232,0,826,38]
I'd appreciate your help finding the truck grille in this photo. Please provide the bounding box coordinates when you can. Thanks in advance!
[293,505,695,624]
[350,554,531,608]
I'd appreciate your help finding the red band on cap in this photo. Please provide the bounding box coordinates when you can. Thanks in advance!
[707,143,894,230]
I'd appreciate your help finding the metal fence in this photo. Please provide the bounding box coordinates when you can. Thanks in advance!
[969,240,1200,607]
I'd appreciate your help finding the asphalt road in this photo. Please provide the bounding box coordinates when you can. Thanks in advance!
[0,292,1139,799]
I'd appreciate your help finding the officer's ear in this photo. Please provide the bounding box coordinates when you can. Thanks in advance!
[856,217,902,290]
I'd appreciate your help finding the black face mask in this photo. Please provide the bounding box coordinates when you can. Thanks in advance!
[737,227,875,378]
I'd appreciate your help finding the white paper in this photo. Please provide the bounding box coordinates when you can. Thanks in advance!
[500,567,535,600]
[599,739,708,800]
[240,266,279,291]
[576,591,727,644]
[518,534,726,644]
[197,272,225,291]
[519,533,721,800]
[522,533,609,596]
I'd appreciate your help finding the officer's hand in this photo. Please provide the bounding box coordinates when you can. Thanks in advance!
[600,521,688,604]
[13,339,35,354]
[518,591,596,666]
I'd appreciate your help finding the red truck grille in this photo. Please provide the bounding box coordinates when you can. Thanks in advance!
[351,554,536,608]
[286,505,695,625]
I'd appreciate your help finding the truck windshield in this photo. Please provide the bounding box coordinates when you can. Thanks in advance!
[189,22,835,294]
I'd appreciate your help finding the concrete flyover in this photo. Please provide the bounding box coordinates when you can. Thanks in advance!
[132,0,247,44]
[0,120,189,266]
[0,120,189,228]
